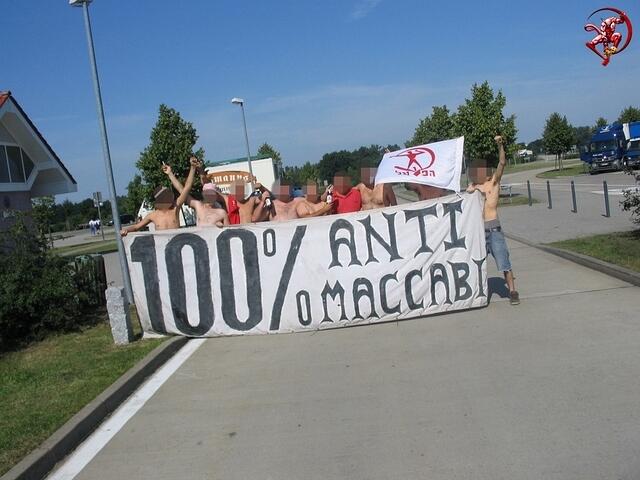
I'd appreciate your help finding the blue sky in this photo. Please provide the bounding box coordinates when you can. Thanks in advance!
[2,0,639,201]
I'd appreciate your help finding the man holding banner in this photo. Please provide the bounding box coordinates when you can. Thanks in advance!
[466,136,520,305]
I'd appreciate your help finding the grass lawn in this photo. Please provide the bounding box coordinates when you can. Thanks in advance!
[549,230,640,272]
[0,315,166,475]
[536,164,588,179]
[52,239,118,257]
[504,159,580,175]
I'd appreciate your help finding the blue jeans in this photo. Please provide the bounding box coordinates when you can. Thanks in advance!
[486,227,512,272]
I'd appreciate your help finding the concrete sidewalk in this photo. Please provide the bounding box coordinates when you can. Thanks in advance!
[49,239,640,480]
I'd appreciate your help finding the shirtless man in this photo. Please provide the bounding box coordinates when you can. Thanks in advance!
[253,182,301,222]
[193,160,259,224]
[294,182,333,218]
[466,135,520,305]
[120,161,195,236]
[165,157,229,227]
[355,167,397,210]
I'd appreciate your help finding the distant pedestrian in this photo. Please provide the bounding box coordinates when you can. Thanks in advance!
[466,135,520,305]
[89,219,96,236]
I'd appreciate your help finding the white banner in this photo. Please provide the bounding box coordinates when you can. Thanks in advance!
[124,192,487,337]
[375,137,464,192]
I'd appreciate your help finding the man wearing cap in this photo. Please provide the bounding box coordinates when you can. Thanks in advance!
[165,157,229,227]
[120,160,195,236]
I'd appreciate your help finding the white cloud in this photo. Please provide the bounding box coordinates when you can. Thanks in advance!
[350,0,383,20]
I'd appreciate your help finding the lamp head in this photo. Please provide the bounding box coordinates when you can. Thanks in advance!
[69,0,92,6]
[230,97,244,105]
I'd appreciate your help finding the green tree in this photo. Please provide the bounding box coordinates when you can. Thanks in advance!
[573,125,594,147]
[257,143,283,178]
[31,196,55,245]
[595,117,608,128]
[406,105,455,147]
[453,81,517,165]
[618,106,640,124]
[124,174,145,216]
[136,105,204,204]
[543,113,575,170]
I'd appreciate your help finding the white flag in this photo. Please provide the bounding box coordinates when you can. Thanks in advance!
[375,137,464,192]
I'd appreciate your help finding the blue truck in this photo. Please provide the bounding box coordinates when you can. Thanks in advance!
[582,121,640,173]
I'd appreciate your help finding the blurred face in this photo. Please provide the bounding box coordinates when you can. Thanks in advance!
[275,184,291,201]
[334,175,352,195]
[154,188,174,210]
[361,167,377,187]
[304,183,319,202]
[469,163,493,184]
[231,181,246,199]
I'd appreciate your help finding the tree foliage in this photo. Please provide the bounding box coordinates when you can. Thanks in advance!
[543,113,575,169]
[0,216,81,351]
[31,196,55,242]
[406,105,455,147]
[136,105,204,204]
[595,117,608,128]
[453,81,517,165]
[124,174,145,216]
[618,106,640,124]
[573,125,594,147]
[257,143,283,177]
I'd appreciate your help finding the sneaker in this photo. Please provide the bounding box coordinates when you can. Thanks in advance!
[510,291,520,305]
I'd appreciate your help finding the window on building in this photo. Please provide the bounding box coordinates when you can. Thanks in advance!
[22,150,34,179]
[6,146,25,183]
[0,146,9,183]
[0,144,36,183]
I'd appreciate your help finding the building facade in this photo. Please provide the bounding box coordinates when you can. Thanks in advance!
[0,91,77,231]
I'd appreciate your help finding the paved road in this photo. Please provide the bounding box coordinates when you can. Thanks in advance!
[499,168,638,243]
[48,238,640,480]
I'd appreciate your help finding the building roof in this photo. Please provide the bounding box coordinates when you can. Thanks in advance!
[0,90,77,186]
[206,154,271,167]
[0,91,9,109]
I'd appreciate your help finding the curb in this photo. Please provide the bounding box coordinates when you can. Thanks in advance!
[1,336,188,480]
[506,233,640,287]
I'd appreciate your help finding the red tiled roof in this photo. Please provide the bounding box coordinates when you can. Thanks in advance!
[0,91,10,109]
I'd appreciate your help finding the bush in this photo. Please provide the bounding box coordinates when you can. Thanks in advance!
[0,216,82,351]
[621,168,640,226]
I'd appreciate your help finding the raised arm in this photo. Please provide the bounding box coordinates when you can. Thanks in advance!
[493,135,507,183]
[194,159,210,185]
[120,214,153,237]
[252,191,271,222]
[176,160,197,208]
[163,164,187,194]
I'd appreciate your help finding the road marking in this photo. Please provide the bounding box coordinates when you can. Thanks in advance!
[47,338,206,480]
[591,188,640,196]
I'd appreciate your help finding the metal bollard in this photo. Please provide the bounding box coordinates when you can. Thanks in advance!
[603,180,610,217]
[546,180,552,209]
[570,180,577,213]
[527,180,532,206]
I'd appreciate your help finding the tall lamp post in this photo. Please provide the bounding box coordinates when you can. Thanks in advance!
[69,0,134,304]
[231,97,255,188]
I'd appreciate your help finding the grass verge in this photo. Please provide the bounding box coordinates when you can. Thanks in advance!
[52,239,118,257]
[549,230,640,272]
[504,159,580,174]
[536,164,588,179]
[0,314,165,475]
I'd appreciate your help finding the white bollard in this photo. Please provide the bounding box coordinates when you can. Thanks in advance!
[106,286,134,345]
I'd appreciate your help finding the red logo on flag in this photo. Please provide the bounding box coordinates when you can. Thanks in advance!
[391,147,437,177]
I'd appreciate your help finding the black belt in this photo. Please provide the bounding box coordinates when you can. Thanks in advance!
[485,226,502,233]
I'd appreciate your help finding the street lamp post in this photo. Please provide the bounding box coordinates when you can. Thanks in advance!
[70,0,134,304]
[231,97,255,188]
